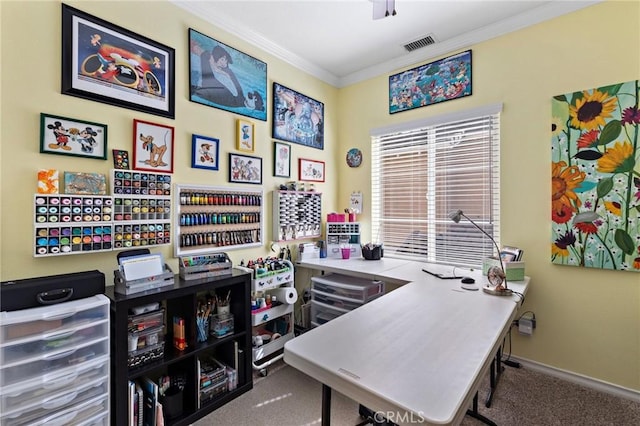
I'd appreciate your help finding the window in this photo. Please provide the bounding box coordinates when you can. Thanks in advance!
[371,104,501,268]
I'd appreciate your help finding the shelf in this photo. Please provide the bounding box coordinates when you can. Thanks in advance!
[272,190,322,242]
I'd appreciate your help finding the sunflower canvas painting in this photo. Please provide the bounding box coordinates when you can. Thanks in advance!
[551,80,640,271]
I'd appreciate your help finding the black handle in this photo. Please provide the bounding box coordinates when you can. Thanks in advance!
[36,287,74,305]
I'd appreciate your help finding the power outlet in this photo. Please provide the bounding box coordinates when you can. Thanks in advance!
[519,317,534,335]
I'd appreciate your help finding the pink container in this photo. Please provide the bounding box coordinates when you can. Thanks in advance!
[336,214,346,222]
[341,248,351,259]
[348,213,356,222]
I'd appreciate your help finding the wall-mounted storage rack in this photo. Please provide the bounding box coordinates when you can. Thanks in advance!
[272,190,322,242]
[174,184,264,257]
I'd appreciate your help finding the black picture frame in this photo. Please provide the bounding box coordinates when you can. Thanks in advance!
[189,28,267,121]
[273,141,291,178]
[229,153,262,185]
[272,82,324,150]
[61,4,175,119]
[389,50,472,114]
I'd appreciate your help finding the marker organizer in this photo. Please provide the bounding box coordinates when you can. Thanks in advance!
[179,252,233,281]
[34,194,114,256]
[111,169,171,250]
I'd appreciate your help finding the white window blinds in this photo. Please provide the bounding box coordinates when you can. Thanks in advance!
[371,106,501,268]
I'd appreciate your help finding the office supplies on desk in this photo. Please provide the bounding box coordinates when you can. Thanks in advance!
[422,268,463,279]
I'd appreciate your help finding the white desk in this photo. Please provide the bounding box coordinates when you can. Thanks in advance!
[284,258,529,425]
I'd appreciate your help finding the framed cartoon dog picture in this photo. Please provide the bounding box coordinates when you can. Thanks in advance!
[132,119,174,173]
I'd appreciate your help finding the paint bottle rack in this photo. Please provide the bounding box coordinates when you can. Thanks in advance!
[33,194,114,256]
[110,169,172,250]
[272,190,322,242]
[174,184,264,257]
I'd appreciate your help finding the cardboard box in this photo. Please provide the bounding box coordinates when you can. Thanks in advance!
[482,258,525,281]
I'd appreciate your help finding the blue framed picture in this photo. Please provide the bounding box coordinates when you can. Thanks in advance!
[272,82,324,150]
[191,134,220,171]
[189,28,267,121]
[389,50,472,114]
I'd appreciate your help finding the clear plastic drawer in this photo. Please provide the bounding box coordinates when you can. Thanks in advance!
[128,309,164,334]
[0,338,108,387]
[1,393,108,426]
[311,289,365,310]
[311,274,384,302]
[1,320,108,364]
[310,300,349,326]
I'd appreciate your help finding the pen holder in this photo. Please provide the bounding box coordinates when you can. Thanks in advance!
[211,313,234,338]
[196,316,209,343]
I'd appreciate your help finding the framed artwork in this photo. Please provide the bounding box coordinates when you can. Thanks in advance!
[229,153,262,184]
[40,113,107,160]
[112,149,129,169]
[389,50,472,114]
[273,141,291,178]
[63,171,107,195]
[299,158,325,182]
[236,119,255,152]
[192,134,220,171]
[61,4,175,119]
[189,28,267,121]
[272,82,324,149]
[551,79,640,273]
[132,119,174,173]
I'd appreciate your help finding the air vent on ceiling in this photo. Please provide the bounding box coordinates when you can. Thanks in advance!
[403,34,436,52]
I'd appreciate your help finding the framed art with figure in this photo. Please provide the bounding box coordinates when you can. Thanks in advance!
[229,153,262,184]
[236,119,254,152]
[40,113,107,160]
[299,158,325,182]
[61,4,175,119]
[272,82,324,149]
[132,119,174,173]
[192,134,220,171]
[273,141,291,178]
[189,28,267,121]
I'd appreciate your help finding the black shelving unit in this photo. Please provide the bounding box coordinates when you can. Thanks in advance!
[105,269,252,426]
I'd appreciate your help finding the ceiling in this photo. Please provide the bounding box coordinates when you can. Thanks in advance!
[172,0,600,88]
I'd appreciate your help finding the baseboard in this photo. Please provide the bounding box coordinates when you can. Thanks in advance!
[507,355,640,403]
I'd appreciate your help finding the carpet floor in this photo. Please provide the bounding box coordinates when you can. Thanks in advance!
[193,360,640,426]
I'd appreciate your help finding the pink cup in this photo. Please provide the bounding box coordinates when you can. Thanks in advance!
[341,248,351,259]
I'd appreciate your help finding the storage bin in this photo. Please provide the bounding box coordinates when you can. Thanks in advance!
[211,313,234,338]
[127,341,165,369]
[128,325,164,352]
[310,300,349,325]
[311,274,385,303]
[311,289,365,311]
[128,309,164,333]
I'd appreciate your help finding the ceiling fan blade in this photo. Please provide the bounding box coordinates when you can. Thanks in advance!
[372,0,394,20]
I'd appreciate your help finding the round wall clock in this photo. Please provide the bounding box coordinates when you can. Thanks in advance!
[346,148,363,168]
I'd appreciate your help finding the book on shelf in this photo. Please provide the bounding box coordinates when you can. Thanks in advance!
[136,382,144,426]
[142,377,158,426]
[129,380,136,426]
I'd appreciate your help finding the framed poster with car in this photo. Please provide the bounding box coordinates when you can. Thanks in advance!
[61,4,175,118]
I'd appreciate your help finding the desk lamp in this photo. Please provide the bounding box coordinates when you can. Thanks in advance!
[448,209,512,296]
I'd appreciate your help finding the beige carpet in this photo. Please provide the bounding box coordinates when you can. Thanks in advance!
[194,360,640,426]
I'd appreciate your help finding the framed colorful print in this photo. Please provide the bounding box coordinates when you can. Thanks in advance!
[112,149,129,169]
[272,82,324,149]
[40,113,107,160]
[189,28,267,121]
[63,171,107,195]
[299,158,325,182]
[61,4,175,119]
[229,153,262,184]
[132,119,174,173]
[236,119,255,152]
[273,141,291,178]
[389,50,472,114]
[192,134,220,171]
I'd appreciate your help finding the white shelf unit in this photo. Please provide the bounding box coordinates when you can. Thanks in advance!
[0,294,110,425]
[174,184,264,257]
[239,260,295,371]
[326,222,361,258]
[272,190,322,242]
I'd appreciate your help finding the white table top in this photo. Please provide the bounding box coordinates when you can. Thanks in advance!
[285,258,530,425]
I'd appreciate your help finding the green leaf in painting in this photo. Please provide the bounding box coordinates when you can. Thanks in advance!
[553,95,567,102]
[598,120,622,146]
[598,83,623,97]
[571,91,584,107]
[596,177,614,198]
[614,229,635,255]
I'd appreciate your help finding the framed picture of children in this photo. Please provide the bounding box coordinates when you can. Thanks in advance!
[192,134,220,171]
[132,119,174,173]
[40,113,107,160]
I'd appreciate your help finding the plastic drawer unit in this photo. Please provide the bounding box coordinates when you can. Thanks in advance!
[0,294,110,426]
[310,274,384,327]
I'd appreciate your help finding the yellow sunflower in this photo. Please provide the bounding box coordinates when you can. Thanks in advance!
[552,243,569,257]
[569,89,617,131]
[552,161,585,213]
[551,116,565,137]
[604,201,622,216]
[597,141,636,173]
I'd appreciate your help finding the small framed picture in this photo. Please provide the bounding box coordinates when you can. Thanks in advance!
[112,149,130,169]
[236,119,255,152]
[273,141,291,178]
[40,113,107,160]
[63,171,107,195]
[229,153,262,184]
[192,134,220,171]
[299,158,325,182]
[132,119,174,173]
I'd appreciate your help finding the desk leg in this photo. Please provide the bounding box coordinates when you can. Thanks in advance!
[322,384,332,426]
[466,393,497,426]
[485,346,504,407]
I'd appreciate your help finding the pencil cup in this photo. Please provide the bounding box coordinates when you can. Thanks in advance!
[217,304,230,316]
[341,248,351,259]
